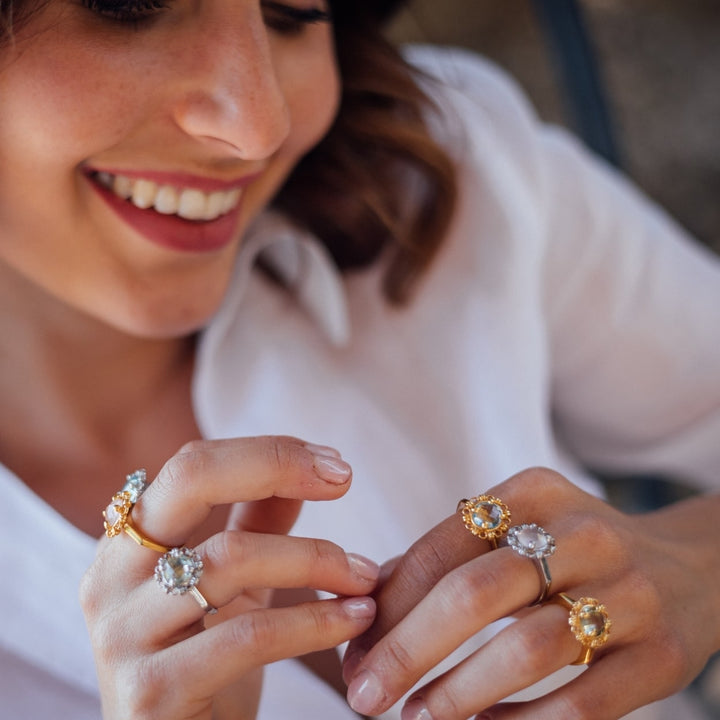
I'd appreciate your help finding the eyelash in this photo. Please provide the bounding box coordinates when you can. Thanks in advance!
[81,0,333,33]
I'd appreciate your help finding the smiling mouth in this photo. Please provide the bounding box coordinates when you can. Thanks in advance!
[92,171,243,222]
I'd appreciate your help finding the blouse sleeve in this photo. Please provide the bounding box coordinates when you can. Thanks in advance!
[537,125,720,491]
[407,43,720,492]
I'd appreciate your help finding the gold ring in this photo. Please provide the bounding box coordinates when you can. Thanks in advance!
[551,593,612,665]
[103,470,169,553]
[123,515,171,554]
[457,494,511,549]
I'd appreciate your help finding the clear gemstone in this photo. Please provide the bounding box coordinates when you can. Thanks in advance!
[580,605,607,638]
[155,547,203,595]
[511,524,555,558]
[104,502,120,527]
[122,469,147,503]
[472,501,502,530]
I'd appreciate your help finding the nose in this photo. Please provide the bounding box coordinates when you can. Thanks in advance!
[170,9,291,159]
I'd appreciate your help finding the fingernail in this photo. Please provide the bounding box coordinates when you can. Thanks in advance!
[313,454,352,484]
[342,647,366,684]
[341,597,376,620]
[347,553,380,583]
[304,442,342,459]
[402,698,434,720]
[347,669,385,715]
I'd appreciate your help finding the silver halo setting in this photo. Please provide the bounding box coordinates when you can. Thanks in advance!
[506,523,556,604]
[155,547,204,595]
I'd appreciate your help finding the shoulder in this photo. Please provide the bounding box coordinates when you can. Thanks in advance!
[401,44,542,164]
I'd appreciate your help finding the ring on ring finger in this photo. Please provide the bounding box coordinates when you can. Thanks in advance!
[550,592,611,665]
[457,494,511,549]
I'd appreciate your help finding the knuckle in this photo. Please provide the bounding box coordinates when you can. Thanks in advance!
[121,658,169,720]
[78,565,101,616]
[501,466,569,502]
[651,631,690,687]
[231,610,277,654]
[503,621,567,678]
[568,512,625,561]
[204,529,248,567]
[428,685,464,720]
[440,562,502,617]
[380,635,416,678]
[554,693,594,720]
[265,436,300,477]
[403,538,454,589]
[156,451,200,499]
[306,537,345,568]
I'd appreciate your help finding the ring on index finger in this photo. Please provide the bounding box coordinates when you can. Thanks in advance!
[457,494,511,549]
[504,523,556,604]
[103,469,170,553]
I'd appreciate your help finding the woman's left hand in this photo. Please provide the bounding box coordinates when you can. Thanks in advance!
[342,467,720,719]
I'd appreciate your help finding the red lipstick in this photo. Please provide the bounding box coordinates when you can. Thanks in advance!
[85,169,259,253]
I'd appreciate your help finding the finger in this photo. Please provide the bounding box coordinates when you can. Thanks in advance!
[346,547,540,716]
[228,496,304,535]
[346,468,611,668]
[129,436,353,549]
[138,597,377,717]
[125,531,381,637]
[402,604,580,720]
[476,640,683,720]
[345,511,486,662]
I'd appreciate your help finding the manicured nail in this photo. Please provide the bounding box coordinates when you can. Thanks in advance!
[341,597,376,620]
[402,698,434,720]
[342,647,366,684]
[313,454,352,484]
[347,669,385,715]
[304,442,342,459]
[347,553,380,582]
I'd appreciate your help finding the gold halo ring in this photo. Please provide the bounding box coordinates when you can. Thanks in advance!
[551,593,612,665]
[457,494,511,549]
[102,469,169,553]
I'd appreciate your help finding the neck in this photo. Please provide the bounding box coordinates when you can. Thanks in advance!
[0,261,201,534]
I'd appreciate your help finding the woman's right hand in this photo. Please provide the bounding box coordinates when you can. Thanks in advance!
[80,436,379,720]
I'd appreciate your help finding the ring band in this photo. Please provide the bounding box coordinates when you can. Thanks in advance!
[457,494,511,549]
[155,547,217,615]
[551,593,612,665]
[505,523,556,604]
[103,469,149,538]
[123,515,171,554]
[188,586,218,615]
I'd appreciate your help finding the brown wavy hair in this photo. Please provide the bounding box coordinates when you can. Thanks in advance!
[277,4,458,303]
[1,0,458,304]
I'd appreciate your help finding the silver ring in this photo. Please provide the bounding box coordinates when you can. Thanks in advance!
[505,523,556,604]
[188,586,218,615]
[155,547,216,613]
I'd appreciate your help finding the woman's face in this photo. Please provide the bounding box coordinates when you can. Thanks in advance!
[0,0,340,337]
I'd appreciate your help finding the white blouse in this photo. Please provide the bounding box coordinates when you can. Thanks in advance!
[2,45,718,720]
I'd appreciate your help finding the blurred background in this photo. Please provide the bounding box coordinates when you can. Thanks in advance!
[388,2,720,717]
[388,0,720,256]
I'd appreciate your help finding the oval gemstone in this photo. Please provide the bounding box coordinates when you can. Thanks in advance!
[579,605,607,637]
[516,526,549,553]
[104,502,121,527]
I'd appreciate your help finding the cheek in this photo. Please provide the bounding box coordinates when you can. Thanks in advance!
[278,39,341,157]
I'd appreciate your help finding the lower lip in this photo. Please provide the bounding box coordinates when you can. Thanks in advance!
[87,175,244,253]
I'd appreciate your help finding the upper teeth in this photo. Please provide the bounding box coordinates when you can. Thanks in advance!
[95,171,243,221]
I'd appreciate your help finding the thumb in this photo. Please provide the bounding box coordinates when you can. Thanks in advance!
[228,497,304,535]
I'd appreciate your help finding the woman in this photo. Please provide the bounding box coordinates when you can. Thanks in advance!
[1,0,718,718]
